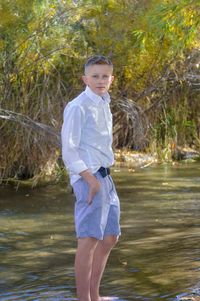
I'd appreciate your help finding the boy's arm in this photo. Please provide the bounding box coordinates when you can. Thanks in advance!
[80,170,100,204]
[61,105,88,175]
[61,105,100,204]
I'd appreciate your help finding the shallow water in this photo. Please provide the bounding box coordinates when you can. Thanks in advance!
[0,162,200,301]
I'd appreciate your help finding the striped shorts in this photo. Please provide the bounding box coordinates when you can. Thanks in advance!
[72,171,121,240]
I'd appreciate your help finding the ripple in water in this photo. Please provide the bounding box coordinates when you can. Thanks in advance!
[0,285,77,301]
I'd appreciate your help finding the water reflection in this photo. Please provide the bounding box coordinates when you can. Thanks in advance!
[0,163,200,300]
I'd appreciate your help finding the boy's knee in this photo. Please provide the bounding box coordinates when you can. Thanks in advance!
[111,235,119,247]
[102,235,118,251]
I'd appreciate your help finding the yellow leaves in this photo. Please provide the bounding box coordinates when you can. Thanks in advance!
[48,4,57,17]
[107,0,117,10]
[9,73,17,83]
[50,3,56,9]
[147,0,199,57]
[1,0,199,97]
[124,66,133,81]
[184,9,195,27]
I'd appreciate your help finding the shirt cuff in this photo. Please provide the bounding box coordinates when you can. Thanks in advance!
[67,160,88,175]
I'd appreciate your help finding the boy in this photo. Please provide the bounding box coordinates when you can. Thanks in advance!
[61,55,121,301]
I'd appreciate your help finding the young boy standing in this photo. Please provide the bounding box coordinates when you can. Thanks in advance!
[61,55,121,301]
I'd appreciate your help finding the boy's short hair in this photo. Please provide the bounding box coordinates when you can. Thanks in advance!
[84,55,113,73]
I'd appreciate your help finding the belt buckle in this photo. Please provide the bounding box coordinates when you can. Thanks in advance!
[99,167,110,178]
[103,168,108,177]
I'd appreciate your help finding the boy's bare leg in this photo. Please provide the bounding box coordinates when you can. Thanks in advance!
[75,237,98,301]
[90,235,118,301]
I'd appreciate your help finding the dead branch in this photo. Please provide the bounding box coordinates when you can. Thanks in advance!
[111,97,149,149]
[0,109,61,147]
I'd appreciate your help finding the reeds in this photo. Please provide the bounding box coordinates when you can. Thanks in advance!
[0,64,67,183]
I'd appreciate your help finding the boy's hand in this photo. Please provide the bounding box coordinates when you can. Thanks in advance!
[80,170,101,204]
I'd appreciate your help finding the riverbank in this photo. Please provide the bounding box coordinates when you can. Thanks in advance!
[1,147,199,188]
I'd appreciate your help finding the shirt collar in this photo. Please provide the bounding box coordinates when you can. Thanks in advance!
[84,86,111,104]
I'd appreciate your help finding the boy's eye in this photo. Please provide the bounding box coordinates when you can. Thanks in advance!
[92,75,110,79]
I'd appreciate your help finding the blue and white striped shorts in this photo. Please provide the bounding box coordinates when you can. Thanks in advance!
[72,171,121,240]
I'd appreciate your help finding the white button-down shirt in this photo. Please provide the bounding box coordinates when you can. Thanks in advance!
[61,86,114,185]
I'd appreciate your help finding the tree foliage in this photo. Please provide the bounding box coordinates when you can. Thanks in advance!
[0,0,199,181]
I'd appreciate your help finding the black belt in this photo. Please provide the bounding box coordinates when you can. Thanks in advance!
[98,167,110,178]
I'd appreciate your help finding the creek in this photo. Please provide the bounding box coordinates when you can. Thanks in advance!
[0,162,200,300]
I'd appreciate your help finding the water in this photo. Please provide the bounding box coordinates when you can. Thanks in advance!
[0,162,200,301]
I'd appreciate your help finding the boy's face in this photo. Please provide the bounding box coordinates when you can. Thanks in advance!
[82,64,114,96]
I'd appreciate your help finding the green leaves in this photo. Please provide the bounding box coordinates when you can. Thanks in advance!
[147,0,200,51]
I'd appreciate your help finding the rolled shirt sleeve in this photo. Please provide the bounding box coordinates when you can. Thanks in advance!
[61,104,88,174]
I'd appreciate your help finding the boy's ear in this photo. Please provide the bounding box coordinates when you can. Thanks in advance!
[82,75,88,85]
